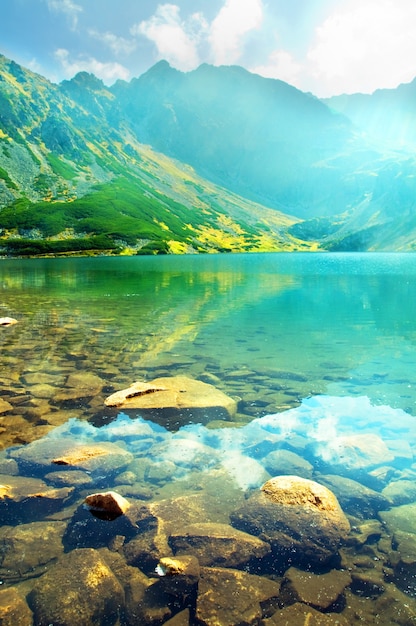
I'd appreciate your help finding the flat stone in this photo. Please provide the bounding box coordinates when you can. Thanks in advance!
[318,474,391,518]
[264,602,349,625]
[44,469,93,487]
[262,449,313,478]
[379,502,416,534]
[29,548,124,626]
[196,566,280,626]
[0,474,73,522]
[382,479,416,505]
[104,375,237,425]
[54,371,105,402]
[310,434,394,473]
[169,522,271,568]
[0,398,13,413]
[0,587,33,625]
[231,476,350,567]
[10,438,133,474]
[0,521,66,581]
[279,566,352,610]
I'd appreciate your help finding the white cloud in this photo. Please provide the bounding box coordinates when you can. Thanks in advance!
[88,30,137,57]
[54,48,130,83]
[251,49,302,86]
[306,0,416,96]
[46,0,83,30]
[132,4,205,71]
[209,0,263,65]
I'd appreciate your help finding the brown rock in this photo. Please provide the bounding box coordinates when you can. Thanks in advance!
[29,548,125,626]
[54,371,105,402]
[264,602,349,625]
[0,587,33,626]
[231,476,350,567]
[0,398,13,413]
[156,555,200,596]
[0,474,73,522]
[85,490,131,519]
[0,521,66,581]
[10,437,133,474]
[104,375,237,425]
[169,522,271,567]
[279,566,352,610]
[196,566,280,626]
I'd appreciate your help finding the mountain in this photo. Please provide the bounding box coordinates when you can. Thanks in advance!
[0,53,416,254]
[324,78,416,149]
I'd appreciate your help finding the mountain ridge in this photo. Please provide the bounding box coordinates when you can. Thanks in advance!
[0,54,416,254]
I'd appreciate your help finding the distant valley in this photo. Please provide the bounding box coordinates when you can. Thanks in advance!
[0,54,415,254]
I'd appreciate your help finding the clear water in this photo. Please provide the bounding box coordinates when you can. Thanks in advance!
[1,252,416,625]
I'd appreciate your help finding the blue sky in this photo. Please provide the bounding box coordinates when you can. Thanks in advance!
[1,0,416,96]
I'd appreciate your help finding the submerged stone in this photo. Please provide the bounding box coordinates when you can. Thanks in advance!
[390,530,416,594]
[0,587,33,626]
[169,522,271,568]
[231,476,350,567]
[318,474,391,518]
[379,502,416,534]
[0,521,66,582]
[309,434,394,474]
[0,474,73,523]
[84,490,131,519]
[196,566,280,626]
[28,548,125,626]
[263,602,349,625]
[0,398,13,414]
[279,566,352,610]
[262,448,313,479]
[104,375,237,426]
[10,438,133,475]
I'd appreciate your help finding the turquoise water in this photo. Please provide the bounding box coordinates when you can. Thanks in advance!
[1,252,416,624]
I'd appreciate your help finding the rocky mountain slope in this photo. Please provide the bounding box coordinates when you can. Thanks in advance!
[0,53,416,254]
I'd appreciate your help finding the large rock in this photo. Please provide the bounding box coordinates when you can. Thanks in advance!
[104,375,237,427]
[0,521,66,582]
[389,530,416,595]
[10,438,133,475]
[309,434,394,475]
[230,476,350,567]
[262,449,313,479]
[28,548,124,626]
[84,490,131,520]
[196,566,280,626]
[169,522,271,568]
[0,587,33,626]
[0,474,73,523]
[379,502,416,534]
[318,474,391,518]
[279,566,352,610]
[264,602,349,625]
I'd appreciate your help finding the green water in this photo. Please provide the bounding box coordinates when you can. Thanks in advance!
[1,252,416,625]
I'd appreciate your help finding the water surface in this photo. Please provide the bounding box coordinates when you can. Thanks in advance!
[1,252,416,625]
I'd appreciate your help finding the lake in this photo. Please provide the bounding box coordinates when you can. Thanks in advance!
[1,252,416,625]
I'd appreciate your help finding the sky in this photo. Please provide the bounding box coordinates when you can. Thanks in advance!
[1,0,416,97]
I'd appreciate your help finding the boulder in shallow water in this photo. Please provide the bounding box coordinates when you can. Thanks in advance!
[0,474,73,523]
[28,548,124,626]
[169,522,271,568]
[318,474,391,519]
[196,566,280,626]
[279,566,352,610]
[309,434,394,475]
[10,437,133,475]
[104,375,237,426]
[0,587,33,626]
[230,475,350,567]
[263,602,349,625]
[0,521,66,582]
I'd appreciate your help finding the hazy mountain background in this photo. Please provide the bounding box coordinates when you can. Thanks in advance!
[0,53,415,255]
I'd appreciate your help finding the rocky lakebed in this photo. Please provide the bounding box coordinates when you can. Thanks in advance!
[1,315,416,625]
